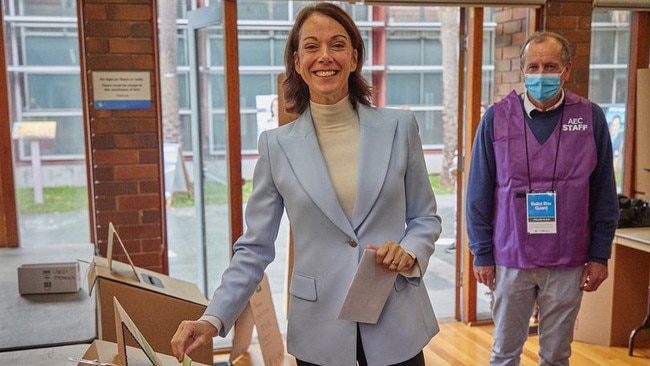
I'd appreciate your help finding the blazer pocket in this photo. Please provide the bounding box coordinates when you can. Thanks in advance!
[290,272,318,301]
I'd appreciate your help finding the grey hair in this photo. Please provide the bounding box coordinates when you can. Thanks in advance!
[519,31,572,68]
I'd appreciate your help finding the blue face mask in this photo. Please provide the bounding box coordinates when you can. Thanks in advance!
[524,72,562,103]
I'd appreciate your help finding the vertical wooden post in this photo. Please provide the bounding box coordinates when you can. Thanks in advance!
[0,10,19,248]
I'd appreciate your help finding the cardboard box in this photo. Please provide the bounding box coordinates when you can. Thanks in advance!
[72,296,210,366]
[574,232,650,346]
[17,262,81,295]
[88,256,212,364]
[75,339,210,366]
[230,274,285,365]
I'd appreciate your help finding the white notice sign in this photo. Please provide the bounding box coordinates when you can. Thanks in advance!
[92,71,151,110]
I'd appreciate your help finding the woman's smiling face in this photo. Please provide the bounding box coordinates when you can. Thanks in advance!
[293,13,358,105]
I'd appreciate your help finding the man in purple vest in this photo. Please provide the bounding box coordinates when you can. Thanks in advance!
[466,31,618,365]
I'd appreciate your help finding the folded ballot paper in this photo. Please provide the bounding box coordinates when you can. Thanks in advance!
[337,249,398,324]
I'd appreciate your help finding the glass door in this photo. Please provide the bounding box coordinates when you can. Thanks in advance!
[187,3,241,306]
[2,0,90,248]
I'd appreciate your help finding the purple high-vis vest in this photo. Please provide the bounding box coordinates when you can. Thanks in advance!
[492,90,596,268]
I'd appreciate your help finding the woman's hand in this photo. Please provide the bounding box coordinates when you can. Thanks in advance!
[367,241,416,272]
[170,320,217,362]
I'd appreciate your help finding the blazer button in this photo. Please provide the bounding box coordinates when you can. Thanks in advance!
[347,239,357,248]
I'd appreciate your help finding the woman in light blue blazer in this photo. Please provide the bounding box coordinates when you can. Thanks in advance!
[172,3,442,365]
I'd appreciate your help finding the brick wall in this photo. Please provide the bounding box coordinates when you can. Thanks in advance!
[77,0,167,273]
[493,7,531,101]
[543,0,593,98]
[493,0,594,102]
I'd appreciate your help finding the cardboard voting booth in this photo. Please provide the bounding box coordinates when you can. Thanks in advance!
[230,274,286,366]
[72,297,209,366]
[76,340,200,366]
[87,223,212,364]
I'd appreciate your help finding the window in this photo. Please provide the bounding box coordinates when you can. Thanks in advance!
[4,0,89,247]
[11,0,76,16]
[590,11,630,106]
[5,16,82,159]
[237,0,289,21]
[590,9,631,192]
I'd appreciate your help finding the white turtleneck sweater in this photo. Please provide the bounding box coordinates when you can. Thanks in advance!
[310,96,359,219]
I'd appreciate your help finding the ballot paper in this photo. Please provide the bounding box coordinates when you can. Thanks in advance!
[337,249,398,324]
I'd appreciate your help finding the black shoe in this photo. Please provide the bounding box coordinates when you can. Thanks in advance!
[445,243,456,253]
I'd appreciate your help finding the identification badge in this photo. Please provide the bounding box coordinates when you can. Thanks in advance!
[526,192,557,234]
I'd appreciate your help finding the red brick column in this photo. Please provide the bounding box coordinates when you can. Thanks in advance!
[543,0,594,98]
[493,7,534,102]
[77,0,167,273]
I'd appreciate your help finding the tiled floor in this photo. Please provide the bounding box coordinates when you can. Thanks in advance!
[0,244,95,351]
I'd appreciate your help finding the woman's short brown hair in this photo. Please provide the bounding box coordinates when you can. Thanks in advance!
[283,2,372,115]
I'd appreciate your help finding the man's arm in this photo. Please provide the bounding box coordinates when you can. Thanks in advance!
[582,103,619,292]
[466,107,497,267]
[587,103,619,265]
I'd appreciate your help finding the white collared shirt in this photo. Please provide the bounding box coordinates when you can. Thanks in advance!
[522,89,565,118]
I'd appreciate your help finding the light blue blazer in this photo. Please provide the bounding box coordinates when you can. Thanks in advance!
[205,103,442,366]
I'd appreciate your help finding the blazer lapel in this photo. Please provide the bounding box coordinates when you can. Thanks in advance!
[350,105,397,230]
[277,110,356,239]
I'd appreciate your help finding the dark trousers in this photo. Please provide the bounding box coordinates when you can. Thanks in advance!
[296,325,426,366]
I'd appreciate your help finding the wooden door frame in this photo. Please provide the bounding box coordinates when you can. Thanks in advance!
[460,7,484,324]
[0,9,20,248]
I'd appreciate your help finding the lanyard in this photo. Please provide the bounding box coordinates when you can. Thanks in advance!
[523,108,563,192]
